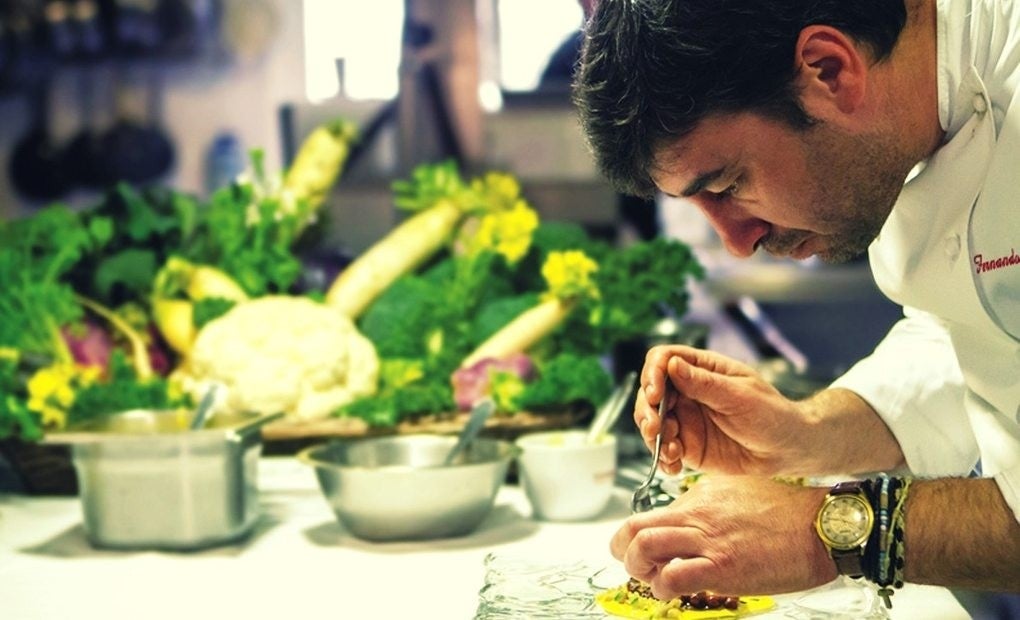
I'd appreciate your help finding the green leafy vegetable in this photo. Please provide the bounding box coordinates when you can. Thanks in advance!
[0,205,108,360]
[0,351,43,441]
[358,275,445,358]
[92,249,159,302]
[186,151,310,296]
[340,380,454,428]
[391,159,470,213]
[192,297,238,330]
[66,351,187,425]
[514,353,613,412]
[552,237,705,356]
[68,183,199,306]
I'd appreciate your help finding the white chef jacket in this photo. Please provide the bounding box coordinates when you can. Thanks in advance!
[831,0,1020,522]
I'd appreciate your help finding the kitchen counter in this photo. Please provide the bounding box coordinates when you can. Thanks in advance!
[0,458,970,620]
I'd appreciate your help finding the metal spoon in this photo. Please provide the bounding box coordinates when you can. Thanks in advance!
[189,386,218,430]
[443,398,495,466]
[586,370,637,444]
[631,384,670,513]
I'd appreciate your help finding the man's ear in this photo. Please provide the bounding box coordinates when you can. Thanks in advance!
[793,25,869,122]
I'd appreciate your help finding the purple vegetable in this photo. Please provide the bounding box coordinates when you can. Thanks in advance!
[62,321,115,370]
[451,353,535,410]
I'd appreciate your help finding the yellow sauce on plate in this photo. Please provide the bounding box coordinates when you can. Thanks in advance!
[595,584,775,619]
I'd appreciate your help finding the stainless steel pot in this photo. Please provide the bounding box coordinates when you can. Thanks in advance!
[45,409,281,550]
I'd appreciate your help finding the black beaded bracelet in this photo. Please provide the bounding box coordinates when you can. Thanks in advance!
[862,475,887,585]
[862,474,912,609]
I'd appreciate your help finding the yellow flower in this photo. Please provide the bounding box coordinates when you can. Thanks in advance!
[38,405,67,428]
[26,363,102,430]
[483,201,539,263]
[0,347,19,363]
[79,365,102,384]
[489,370,526,413]
[459,200,539,265]
[542,250,600,301]
[471,172,522,212]
[380,358,426,388]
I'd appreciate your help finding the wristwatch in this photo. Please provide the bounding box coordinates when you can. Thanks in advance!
[814,480,874,578]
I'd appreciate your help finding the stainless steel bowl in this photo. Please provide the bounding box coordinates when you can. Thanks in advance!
[45,409,281,550]
[299,434,516,541]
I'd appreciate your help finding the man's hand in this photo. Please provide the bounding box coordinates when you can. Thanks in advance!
[635,345,813,476]
[610,476,835,599]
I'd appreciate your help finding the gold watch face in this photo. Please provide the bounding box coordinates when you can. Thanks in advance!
[816,494,873,551]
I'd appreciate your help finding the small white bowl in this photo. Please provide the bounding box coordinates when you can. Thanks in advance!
[516,429,617,521]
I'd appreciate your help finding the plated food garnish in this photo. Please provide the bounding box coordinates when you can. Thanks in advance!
[595,578,775,619]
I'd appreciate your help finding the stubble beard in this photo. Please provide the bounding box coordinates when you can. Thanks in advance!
[764,123,916,264]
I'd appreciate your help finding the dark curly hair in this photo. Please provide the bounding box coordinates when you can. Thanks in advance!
[573,0,908,198]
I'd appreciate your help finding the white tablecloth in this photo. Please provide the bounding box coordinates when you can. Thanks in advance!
[0,458,970,620]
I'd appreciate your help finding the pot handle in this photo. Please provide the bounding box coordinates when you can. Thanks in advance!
[227,411,285,442]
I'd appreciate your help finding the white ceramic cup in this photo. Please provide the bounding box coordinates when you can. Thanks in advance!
[515,429,617,521]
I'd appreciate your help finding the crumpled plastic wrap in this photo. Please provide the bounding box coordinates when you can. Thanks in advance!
[475,553,606,619]
[780,576,888,620]
[475,553,888,620]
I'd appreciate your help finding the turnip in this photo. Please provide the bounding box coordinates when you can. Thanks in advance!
[151,258,249,355]
[325,199,464,318]
[283,119,358,211]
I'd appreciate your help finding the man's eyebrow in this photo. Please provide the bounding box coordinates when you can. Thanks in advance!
[679,168,727,197]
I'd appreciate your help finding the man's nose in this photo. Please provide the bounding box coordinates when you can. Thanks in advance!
[693,200,769,258]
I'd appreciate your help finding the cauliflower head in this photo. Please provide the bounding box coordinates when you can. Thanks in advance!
[183,296,379,421]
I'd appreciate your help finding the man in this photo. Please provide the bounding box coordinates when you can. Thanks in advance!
[574,0,1019,600]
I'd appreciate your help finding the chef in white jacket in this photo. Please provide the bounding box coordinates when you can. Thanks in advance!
[574,0,1019,601]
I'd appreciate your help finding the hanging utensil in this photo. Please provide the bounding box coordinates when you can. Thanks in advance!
[96,63,175,185]
[0,1,44,95]
[110,0,162,56]
[8,77,73,202]
[64,63,108,189]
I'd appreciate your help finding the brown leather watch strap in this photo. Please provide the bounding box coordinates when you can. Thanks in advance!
[832,549,865,578]
[831,480,866,495]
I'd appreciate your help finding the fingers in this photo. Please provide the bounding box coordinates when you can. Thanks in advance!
[638,343,758,473]
[633,384,684,471]
[641,345,693,402]
[653,556,718,600]
[611,515,712,593]
[642,344,752,409]
[658,420,685,474]
[665,352,760,417]
[609,514,638,560]
[609,511,689,562]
